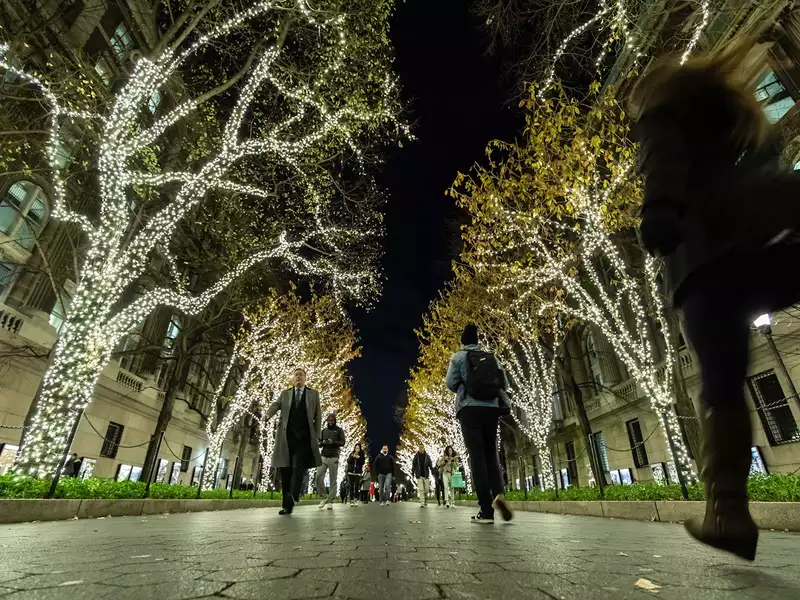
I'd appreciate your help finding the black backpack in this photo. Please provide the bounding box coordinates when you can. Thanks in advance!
[464,350,503,401]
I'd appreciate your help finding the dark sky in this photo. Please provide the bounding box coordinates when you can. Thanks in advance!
[349,0,520,452]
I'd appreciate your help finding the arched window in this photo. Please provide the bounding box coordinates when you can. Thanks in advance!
[0,181,49,251]
[586,332,605,392]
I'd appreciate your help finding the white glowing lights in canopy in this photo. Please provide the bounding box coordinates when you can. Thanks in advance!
[5,0,402,476]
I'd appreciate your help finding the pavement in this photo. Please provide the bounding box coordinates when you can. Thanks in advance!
[1,500,799,600]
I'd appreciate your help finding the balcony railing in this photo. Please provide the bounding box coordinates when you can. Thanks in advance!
[116,369,144,393]
[0,306,26,334]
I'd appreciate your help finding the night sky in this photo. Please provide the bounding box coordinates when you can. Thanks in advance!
[349,0,519,452]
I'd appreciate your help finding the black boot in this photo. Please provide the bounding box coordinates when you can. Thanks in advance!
[684,406,758,561]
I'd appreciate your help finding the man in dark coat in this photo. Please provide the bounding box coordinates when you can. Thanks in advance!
[265,367,322,515]
[411,445,434,507]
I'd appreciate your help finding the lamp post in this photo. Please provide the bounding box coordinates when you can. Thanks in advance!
[754,314,799,406]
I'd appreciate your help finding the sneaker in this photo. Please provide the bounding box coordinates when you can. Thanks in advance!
[318,500,327,509]
[421,503,427,508]
[493,495,514,522]
[471,512,494,524]
[445,503,450,508]
[327,504,334,510]
[380,501,385,506]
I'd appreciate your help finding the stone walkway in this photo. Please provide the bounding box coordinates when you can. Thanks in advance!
[1,501,800,599]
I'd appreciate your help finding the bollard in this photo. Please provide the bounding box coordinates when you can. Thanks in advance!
[47,410,84,499]
[144,431,165,498]
[195,448,209,499]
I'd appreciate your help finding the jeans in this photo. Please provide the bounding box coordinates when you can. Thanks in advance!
[435,477,444,505]
[315,456,339,504]
[442,472,454,505]
[279,466,306,511]
[378,473,392,503]
[416,477,430,505]
[347,474,361,502]
[459,406,503,517]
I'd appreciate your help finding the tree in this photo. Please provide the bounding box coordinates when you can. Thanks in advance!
[452,83,697,485]
[201,289,360,490]
[3,0,404,476]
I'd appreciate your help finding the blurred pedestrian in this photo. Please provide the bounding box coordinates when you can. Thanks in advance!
[437,446,461,508]
[411,444,434,507]
[630,39,796,561]
[361,465,371,503]
[346,447,364,506]
[372,445,395,506]
[63,453,80,478]
[447,323,514,524]
[316,412,345,510]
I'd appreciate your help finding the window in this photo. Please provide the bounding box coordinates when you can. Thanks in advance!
[181,446,192,472]
[755,70,796,124]
[64,0,85,28]
[591,431,610,472]
[747,370,800,445]
[169,462,181,485]
[586,332,604,392]
[0,263,13,296]
[77,457,95,479]
[626,418,649,468]
[0,181,49,251]
[164,314,181,349]
[49,282,75,334]
[565,441,578,487]
[117,318,144,372]
[155,459,169,483]
[100,421,124,458]
[94,57,112,84]
[110,23,134,60]
[53,141,72,169]
[0,443,19,475]
[148,91,161,114]
[218,457,229,488]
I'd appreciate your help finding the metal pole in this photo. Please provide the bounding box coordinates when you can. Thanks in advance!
[229,455,239,499]
[520,456,528,500]
[196,449,209,499]
[588,435,605,499]
[47,410,83,499]
[253,455,261,498]
[144,431,165,499]
[662,413,690,500]
[550,453,559,499]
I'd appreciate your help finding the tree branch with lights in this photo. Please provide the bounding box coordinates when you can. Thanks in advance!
[3,0,404,476]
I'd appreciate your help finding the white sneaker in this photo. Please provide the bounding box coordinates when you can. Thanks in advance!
[380,501,385,506]
[327,504,334,510]
[318,500,327,509]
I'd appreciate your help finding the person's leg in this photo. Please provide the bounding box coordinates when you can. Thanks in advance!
[460,407,492,517]
[681,285,756,559]
[377,474,386,503]
[382,474,392,503]
[326,459,339,505]
[443,473,452,505]
[291,467,306,504]
[315,460,328,499]
[424,478,431,505]
[481,410,504,500]
[280,467,294,512]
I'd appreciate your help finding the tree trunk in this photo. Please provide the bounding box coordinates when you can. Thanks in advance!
[141,356,187,480]
[232,419,253,491]
[667,309,703,469]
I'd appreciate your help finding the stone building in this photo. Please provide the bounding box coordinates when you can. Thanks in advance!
[0,1,261,488]
[505,0,800,492]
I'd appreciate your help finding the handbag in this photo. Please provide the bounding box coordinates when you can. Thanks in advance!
[450,468,465,489]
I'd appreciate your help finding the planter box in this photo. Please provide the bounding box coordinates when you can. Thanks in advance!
[601,501,659,522]
[78,499,145,519]
[751,502,800,532]
[0,499,81,524]
[656,501,704,524]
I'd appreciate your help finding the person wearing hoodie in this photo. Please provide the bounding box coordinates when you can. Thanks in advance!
[411,445,434,507]
[372,445,395,506]
[436,445,461,508]
[346,446,365,506]
[316,412,345,510]
[447,323,513,524]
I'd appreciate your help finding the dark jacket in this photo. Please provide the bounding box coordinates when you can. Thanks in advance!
[319,422,346,458]
[411,452,433,479]
[635,79,797,305]
[372,453,395,477]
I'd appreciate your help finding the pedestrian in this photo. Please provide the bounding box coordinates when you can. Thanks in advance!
[411,444,434,507]
[372,444,395,506]
[346,447,364,506]
[339,477,348,503]
[316,412,345,510]
[369,479,376,502]
[446,323,514,524]
[361,466,371,503]
[433,464,444,506]
[629,40,800,561]
[264,367,323,515]
[63,453,80,478]
[437,445,461,508]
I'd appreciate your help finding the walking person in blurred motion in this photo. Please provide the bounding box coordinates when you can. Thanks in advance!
[630,40,800,560]
[447,323,514,524]
[316,412,345,510]
[265,367,322,515]
[372,444,395,506]
[361,465,371,503]
[411,444,434,507]
[346,446,365,506]
[434,463,444,506]
[437,445,461,508]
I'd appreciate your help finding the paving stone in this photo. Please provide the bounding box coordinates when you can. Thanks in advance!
[0,584,119,599]
[389,568,479,584]
[297,567,385,582]
[335,578,440,600]
[222,579,335,599]
[271,556,348,569]
[200,567,297,582]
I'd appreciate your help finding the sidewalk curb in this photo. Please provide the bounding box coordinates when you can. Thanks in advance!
[504,500,800,532]
[0,498,306,524]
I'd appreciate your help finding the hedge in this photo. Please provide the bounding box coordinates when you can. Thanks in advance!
[0,474,282,500]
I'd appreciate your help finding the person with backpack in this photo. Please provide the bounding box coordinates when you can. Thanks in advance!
[446,323,513,524]
[411,445,434,507]
[436,445,461,508]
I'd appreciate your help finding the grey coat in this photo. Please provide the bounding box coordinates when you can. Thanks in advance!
[265,387,322,469]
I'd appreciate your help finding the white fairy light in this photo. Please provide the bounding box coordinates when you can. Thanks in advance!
[680,0,711,65]
[6,1,403,476]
